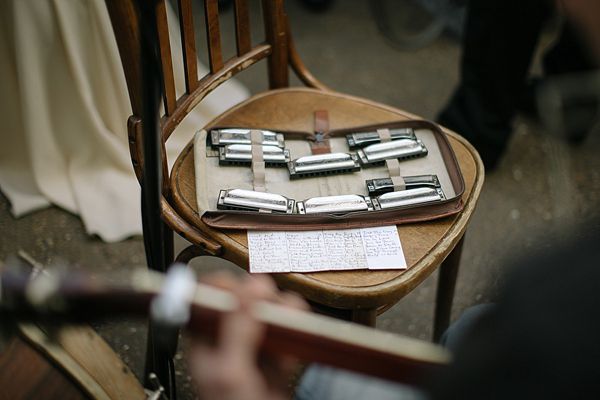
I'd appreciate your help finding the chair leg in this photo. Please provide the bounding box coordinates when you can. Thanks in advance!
[351,308,378,327]
[144,223,178,399]
[144,322,179,400]
[164,223,174,267]
[433,234,465,342]
[307,302,376,327]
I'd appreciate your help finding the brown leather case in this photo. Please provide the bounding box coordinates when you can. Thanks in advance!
[200,119,464,230]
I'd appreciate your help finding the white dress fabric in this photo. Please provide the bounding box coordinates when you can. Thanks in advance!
[0,0,250,242]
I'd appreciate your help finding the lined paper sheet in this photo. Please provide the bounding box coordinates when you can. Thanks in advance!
[248,226,407,273]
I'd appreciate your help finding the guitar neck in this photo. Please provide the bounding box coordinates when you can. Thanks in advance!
[0,268,450,386]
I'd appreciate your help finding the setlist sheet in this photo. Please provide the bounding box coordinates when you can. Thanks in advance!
[248,225,407,273]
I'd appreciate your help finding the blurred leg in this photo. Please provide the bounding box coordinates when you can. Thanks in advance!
[438,0,553,170]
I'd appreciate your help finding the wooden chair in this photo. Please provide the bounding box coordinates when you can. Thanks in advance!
[104,0,484,338]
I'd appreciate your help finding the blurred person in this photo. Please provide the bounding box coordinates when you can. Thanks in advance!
[436,0,598,171]
[189,1,600,398]
[189,222,600,400]
[190,273,310,400]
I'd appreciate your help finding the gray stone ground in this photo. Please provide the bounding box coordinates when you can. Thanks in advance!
[2,1,599,398]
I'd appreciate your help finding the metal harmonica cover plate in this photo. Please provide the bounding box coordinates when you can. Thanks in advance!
[297,194,373,214]
[219,144,291,166]
[366,174,440,196]
[374,187,446,210]
[288,153,361,179]
[210,129,285,148]
[217,189,295,213]
[357,139,428,166]
[346,127,416,149]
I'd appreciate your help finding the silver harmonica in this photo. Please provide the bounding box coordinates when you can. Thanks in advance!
[346,127,416,149]
[373,187,446,210]
[366,174,441,196]
[219,144,291,166]
[356,139,428,166]
[296,194,374,214]
[288,152,361,179]
[217,189,295,213]
[210,128,285,148]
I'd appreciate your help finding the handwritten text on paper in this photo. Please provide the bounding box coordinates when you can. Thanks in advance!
[248,225,407,273]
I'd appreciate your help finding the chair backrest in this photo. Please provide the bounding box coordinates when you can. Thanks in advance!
[104,0,322,172]
[104,0,325,251]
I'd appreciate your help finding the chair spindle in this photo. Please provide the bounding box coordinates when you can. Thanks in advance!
[156,0,177,116]
[234,0,252,56]
[204,0,224,72]
[178,0,200,93]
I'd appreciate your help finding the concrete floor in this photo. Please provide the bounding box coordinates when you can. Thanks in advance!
[2,1,600,399]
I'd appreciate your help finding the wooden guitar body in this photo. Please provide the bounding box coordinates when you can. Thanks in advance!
[0,324,145,400]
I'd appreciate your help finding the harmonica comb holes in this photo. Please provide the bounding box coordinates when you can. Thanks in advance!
[303,168,356,177]
[219,160,283,167]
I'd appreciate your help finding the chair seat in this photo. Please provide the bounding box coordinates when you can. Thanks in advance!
[170,87,483,312]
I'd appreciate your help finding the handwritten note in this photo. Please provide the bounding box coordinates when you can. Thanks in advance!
[247,231,290,273]
[248,226,407,273]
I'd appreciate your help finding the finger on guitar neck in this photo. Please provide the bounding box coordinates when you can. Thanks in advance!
[0,265,451,386]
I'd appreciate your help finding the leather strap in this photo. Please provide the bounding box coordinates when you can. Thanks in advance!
[314,110,329,133]
[310,110,331,154]
[390,176,406,191]
[386,159,406,191]
[250,129,266,192]
[386,158,401,176]
[382,128,405,190]
[377,128,392,142]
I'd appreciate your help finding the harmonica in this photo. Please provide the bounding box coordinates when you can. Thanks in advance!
[372,187,446,210]
[217,189,295,213]
[210,128,285,148]
[296,194,374,214]
[288,153,361,179]
[219,144,291,166]
[366,174,441,196]
[346,127,416,149]
[357,139,428,167]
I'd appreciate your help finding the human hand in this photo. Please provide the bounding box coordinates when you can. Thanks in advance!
[189,273,308,400]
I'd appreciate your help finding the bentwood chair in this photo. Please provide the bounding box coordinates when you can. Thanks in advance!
[104,0,484,337]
